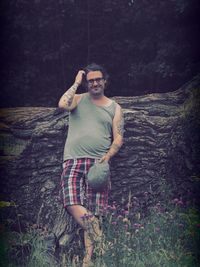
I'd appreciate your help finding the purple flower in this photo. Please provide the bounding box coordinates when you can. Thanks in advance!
[172,198,184,206]
[172,198,179,204]
[121,209,129,215]
[110,205,117,211]
[133,223,141,229]
[124,210,129,215]
[111,221,117,225]
[177,200,183,206]
[117,215,123,220]
[156,202,161,207]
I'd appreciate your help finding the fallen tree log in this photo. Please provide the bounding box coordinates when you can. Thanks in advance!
[0,75,199,255]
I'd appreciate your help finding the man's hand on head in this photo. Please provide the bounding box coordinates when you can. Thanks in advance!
[75,70,86,86]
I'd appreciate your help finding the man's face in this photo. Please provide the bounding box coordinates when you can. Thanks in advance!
[86,71,106,96]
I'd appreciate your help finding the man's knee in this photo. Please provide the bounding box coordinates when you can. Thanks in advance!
[66,205,77,215]
[66,204,86,216]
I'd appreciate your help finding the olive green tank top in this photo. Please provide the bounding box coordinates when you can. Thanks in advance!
[63,93,117,160]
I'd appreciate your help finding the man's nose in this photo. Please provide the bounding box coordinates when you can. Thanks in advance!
[93,80,98,85]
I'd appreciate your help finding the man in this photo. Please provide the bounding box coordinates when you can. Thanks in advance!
[58,63,124,267]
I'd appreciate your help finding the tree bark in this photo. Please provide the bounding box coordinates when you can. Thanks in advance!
[0,75,199,252]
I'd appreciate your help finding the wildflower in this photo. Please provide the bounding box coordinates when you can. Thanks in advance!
[117,215,123,220]
[126,231,131,236]
[124,224,129,230]
[133,223,141,229]
[110,205,117,211]
[196,224,200,228]
[124,210,129,216]
[172,198,184,206]
[172,198,179,204]
[177,200,183,206]
[111,221,117,225]
[123,217,129,223]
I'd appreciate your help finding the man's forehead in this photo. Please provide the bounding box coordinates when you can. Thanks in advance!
[86,71,103,80]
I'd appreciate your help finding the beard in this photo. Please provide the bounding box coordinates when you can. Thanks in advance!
[89,86,104,96]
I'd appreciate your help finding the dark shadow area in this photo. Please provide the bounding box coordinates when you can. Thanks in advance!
[0,0,200,107]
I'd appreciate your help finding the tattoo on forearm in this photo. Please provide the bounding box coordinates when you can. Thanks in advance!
[111,143,121,152]
[107,143,121,157]
[116,109,124,136]
[63,83,78,106]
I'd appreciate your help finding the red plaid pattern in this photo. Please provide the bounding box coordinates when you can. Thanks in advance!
[61,158,110,215]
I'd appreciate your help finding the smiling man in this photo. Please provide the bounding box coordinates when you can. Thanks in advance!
[58,63,124,267]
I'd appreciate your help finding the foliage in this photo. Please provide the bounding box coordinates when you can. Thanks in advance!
[1,179,200,266]
[0,0,200,107]
[182,87,200,181]
[0,221,55,267]
[91,198,200,266]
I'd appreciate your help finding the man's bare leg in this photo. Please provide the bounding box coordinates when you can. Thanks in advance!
[67,205,102,267]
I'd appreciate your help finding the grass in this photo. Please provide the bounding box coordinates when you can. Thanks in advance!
[1,181,200,267]
[91,197,200,267]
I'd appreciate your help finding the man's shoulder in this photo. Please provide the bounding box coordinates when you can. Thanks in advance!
[110,98,121,109]
[75,92,88,104]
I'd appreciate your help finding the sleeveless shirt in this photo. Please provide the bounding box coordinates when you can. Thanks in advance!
[63,93,117,161]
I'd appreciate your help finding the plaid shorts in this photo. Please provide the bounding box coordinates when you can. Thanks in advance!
[61,158,110,215]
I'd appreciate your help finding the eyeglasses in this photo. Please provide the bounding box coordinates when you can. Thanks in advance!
[87,77,104,85]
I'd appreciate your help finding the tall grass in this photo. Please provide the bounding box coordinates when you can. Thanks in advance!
[1,181,200,267]
[0,206,56,267]
[96,200,200,267]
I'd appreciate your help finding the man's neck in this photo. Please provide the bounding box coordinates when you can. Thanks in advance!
[89,92,104,100]
[89,93,112,107]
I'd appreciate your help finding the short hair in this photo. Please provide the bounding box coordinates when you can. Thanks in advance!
[84,63,109,81]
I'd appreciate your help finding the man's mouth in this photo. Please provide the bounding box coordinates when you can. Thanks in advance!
[92,87,100,91]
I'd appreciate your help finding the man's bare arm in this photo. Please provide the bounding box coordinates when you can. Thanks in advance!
[58,70,85,111]
[99,104,124,162]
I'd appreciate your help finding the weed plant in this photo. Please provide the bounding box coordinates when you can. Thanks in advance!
[0,210,55,267]
[1,181,200,267]
[95,199,200,267]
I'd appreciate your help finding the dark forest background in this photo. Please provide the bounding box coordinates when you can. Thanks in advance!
[0,0,200,107]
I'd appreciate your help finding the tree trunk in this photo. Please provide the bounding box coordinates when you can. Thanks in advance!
[0,75,199,255]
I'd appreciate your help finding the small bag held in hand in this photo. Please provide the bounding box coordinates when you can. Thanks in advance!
[87,162,110,191]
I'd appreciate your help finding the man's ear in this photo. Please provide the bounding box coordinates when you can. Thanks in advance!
[104,79,107,89]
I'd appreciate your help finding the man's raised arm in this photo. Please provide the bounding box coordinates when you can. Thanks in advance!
[58,70,85,111]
